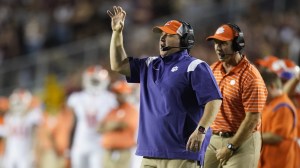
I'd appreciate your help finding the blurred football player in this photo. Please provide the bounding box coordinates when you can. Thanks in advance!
[67,65,117,168]
[2,88,42,168]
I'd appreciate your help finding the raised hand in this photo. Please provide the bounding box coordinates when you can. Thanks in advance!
[107,6,126,32]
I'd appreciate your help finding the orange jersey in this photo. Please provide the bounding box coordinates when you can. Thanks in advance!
[101,103,138,149]
[296,108,300,168]
[297,108,300,140]
[210,56,267,132]
[0,96,8,156]
[0,97,9,113]
[259,94,298,168]
[0,115,4,156]
[37,107,74,156]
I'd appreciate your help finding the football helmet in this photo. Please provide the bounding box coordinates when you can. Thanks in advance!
[9,88,33,114]
[82,65,110,94]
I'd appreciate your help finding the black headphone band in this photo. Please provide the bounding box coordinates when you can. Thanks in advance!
[178,20,195,49]
[226,23,245,51]
[226,23,241,34]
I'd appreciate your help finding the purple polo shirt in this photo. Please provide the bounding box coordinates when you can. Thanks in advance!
[126,50,222,164]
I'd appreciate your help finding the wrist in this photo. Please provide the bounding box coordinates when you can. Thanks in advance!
[197,126,206,134]
[227,143,238,152]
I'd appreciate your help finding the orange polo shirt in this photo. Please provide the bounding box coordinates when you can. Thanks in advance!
[101,103,138,150]
[259,94,298,168]
[210,56,267,132]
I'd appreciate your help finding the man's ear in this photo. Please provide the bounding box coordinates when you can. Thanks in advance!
[268,82,277,90]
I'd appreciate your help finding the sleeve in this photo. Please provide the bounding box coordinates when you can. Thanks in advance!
[29,107,43,126]
[0,124,7,137]
[126,57,142,83]
[126,57,149,83]
[191,61,222,106]
[67,93,77,108]
[242,77,268,113]
[97,93,117,121]
[270,106,295,138]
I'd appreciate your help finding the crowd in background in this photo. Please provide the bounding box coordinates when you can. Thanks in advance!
[0,0,300,95]
[0,0,299,63]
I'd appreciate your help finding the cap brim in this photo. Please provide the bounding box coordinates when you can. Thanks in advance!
[255,59,269,67]
[256,56,279,67]
[206,35,233,41]
[153,26,177,35]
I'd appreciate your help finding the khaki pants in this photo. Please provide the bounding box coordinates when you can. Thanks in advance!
[102,149,132,168]
[140,158,200,168]
[204,131,261,168]
[40,149,65,168]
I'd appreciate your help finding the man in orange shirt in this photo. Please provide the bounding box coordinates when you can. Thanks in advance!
[257,56,300,168]
[35,104,74,168]
[99,80,138,168]
[259,70,298,168]
[205,23,268,168]
[0,97,9,167]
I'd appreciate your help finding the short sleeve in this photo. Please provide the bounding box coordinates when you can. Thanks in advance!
[242,78,267,112]
[67,93,77,108]
[191,62,222,105]
[28,107,43,126]
[126,57,142,83]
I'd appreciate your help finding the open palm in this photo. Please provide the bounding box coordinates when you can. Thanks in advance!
[107,6,126,32]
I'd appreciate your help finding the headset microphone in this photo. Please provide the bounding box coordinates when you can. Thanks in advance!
[219,52,235,58]
[162,46,188,51]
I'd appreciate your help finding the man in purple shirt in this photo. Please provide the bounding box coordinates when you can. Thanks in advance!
[107,6,222,168]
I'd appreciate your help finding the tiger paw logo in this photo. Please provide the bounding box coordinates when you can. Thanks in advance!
[216,27,225,34]
[171,66,178,72]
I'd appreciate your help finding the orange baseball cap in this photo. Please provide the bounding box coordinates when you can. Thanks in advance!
[206,24,235,41]
[256,55,279,69]
[256,55,298,80]
[153,20,184,36]
[111,81,132,94]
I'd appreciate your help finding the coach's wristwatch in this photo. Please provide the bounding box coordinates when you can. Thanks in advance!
[227,143,238,152]
[197,126,206,134]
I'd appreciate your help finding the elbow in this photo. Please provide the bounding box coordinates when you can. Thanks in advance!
[110,65,119,72]
[110,66,122,73]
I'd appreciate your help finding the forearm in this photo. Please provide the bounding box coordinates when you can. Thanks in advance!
[110,31,130,76]
[99,121,127,133]
[262,132,282,144]
[198,99,222,129]
[229,112,260,147]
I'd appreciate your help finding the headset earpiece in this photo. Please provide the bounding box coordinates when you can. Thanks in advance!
[226,23,245,51]
[179,21,195,50]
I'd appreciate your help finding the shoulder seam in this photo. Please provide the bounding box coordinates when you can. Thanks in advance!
[146,57,158,67]
[187,59,204,72]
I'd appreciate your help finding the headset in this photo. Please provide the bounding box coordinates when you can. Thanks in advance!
[179,21,195,50]
[226,23,245,51]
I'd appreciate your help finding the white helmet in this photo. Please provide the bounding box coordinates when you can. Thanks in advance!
[9,88,33,115]
[82,65,110,94]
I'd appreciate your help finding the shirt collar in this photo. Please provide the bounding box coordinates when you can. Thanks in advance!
[215,55,249,75]
[230,55,248,74]
[161,50,189,63]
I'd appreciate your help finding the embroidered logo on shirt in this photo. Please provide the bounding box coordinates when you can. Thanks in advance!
[230,80,236,85]
[171,66,178,72]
